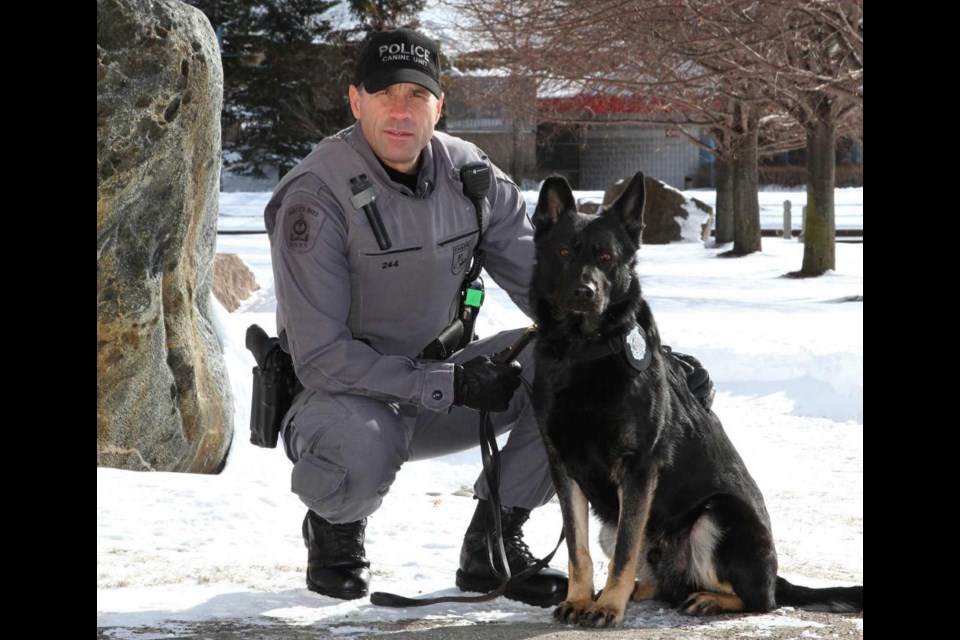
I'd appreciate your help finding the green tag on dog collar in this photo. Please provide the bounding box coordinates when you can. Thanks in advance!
[465,288,484,308]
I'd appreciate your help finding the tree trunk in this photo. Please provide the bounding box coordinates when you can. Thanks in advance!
[800,101,836,275]
[714,155,735,244]
[731,102,761,255]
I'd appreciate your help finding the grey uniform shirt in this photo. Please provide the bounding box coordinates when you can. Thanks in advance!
[264,123,535,413]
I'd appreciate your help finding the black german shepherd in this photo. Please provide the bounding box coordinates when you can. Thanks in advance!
[529,173,863,627]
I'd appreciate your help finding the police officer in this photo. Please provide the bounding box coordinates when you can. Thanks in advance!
[264,28,714,607]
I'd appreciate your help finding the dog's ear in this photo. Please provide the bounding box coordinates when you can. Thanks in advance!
[532,176,577,234]
[607,171,646,245]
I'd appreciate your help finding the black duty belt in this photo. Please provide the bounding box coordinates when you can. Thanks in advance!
[565,325,653,373]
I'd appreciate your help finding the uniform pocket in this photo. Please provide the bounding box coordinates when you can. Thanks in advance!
[359,245,423,257]
[352,244,439,356]
[437,229,478,278]
[437,229,479,247]
[291,452,348,511]
[281,390,348,463]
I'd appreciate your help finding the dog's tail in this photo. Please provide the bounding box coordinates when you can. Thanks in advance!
[775,577,863,612]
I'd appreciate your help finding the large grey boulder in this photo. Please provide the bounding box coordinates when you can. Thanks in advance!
[97,0,231,473]
[602,176,714,244]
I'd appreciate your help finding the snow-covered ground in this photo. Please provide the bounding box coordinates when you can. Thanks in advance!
[97,187,863,638]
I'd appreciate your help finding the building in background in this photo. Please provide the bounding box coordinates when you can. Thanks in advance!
[443,79,707,191]
[443,77,861,192]
[442,74,537,186]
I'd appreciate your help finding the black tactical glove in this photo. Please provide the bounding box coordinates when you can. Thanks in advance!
[454,353,523,412]
[664,346,715,410]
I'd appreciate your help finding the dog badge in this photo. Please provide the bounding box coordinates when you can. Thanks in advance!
[623,326,652,372]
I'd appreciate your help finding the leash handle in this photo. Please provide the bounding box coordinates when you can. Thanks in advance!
[371,580,509,608]
[479,411,510,582]
[370,325,550,608]
[496,325,538,364]
[483,324,539,578]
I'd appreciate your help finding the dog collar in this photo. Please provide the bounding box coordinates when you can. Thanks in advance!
[568,326,652,372]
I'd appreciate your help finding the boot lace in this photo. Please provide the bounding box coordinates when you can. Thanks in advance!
[499,510,538,568]
[310,516,368,566]
[325,522,366,560]
[505,528,536,565]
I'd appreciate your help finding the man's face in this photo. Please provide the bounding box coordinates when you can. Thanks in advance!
[349,83,444,174]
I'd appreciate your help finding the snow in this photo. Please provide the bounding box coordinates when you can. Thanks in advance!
[97,187,862,638]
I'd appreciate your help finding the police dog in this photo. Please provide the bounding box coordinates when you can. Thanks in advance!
[529,173,863,627]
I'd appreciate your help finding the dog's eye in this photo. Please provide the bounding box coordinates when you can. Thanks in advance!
[559,247,571,258]
[599,251,613,262]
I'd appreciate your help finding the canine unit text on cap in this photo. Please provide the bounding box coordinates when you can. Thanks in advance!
[354,29,442,99]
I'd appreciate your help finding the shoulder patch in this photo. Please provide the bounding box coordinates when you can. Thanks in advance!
[283,203,322,253]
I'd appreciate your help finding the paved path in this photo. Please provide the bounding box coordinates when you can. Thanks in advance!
[98,609,862,639]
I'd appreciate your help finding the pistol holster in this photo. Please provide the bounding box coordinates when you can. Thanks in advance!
[246,324,303,448]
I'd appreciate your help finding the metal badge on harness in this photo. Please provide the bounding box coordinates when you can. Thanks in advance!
[623,326,652,372]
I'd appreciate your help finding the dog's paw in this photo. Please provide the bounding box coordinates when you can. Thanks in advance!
[553,600,591,624]
[681,592,724,616]
[578,604,625,628]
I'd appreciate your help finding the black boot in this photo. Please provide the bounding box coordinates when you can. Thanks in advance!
[455,499,568,607]
[302,510,371,600]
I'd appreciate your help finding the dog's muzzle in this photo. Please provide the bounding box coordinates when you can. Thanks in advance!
[563,281,605,315]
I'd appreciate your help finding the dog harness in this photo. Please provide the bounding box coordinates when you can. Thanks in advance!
[566,326,653,372]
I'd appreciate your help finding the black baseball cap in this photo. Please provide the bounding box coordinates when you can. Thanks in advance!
[353,29,442,98]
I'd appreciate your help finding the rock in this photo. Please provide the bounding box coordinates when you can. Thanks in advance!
[577,199,602,215]
[213,253,260,312]
[97,0,231,473]
[602,176,714,243]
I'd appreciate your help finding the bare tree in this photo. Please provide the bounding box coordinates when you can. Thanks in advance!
[446,0,790,256]
[778,1,862,275]
[653,4,778,256]
[682,0,863,273]
[446,0,861,262]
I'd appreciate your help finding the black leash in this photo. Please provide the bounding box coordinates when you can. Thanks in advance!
[370,326,565,608]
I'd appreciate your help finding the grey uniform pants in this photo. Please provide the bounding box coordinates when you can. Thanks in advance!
[280,327,555,524]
